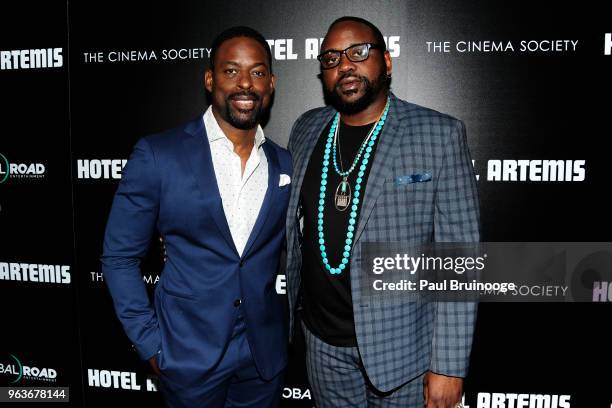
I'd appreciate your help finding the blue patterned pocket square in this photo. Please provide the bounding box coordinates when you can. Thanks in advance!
[394,173,432,186]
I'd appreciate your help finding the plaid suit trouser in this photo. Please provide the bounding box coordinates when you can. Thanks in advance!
[302,322,425,408]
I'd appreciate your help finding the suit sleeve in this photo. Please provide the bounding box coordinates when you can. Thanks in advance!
[286,116,302,156]
[431,119,480,377]
[101,137,161,361]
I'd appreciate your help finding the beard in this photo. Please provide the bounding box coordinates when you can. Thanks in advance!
[324,68,390,115]
[223,91,264,130]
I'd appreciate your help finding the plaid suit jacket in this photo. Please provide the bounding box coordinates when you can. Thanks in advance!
[285,93,480,392]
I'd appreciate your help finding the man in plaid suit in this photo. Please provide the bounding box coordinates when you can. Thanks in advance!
[285,17,480,407]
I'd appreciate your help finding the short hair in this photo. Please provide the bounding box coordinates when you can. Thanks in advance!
[209,26,273,73]
[326,16,387,51]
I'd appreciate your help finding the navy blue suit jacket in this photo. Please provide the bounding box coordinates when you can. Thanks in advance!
[101,117,291,387]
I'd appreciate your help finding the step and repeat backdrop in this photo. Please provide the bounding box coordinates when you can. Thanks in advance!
[1,0,611,406]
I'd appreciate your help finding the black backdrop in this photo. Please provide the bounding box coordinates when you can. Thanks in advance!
[1,0,611,406]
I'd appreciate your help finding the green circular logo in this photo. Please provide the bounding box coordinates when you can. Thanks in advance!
[0,153,9,184]
[0,353,22,384]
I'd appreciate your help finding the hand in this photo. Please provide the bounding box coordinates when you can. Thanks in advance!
[423,370,463,408]
[149,355,161,376]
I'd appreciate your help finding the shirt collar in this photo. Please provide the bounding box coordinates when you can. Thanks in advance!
[203,105,266,149]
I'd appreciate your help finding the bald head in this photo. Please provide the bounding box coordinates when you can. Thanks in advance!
[322,16,386,51]
[318,17,392,117]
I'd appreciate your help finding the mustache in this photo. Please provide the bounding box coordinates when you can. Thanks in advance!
[334,72,368,89]
[228,91,261,101]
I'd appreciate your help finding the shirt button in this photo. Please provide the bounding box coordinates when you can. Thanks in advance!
[234,299,242,307]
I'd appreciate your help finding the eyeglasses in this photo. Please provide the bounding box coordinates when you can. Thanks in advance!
[317,43,384,69]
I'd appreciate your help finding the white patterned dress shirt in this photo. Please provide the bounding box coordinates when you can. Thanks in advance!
[203,106,268,256]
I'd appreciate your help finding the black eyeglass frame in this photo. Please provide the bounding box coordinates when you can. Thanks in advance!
[317,43,384,69]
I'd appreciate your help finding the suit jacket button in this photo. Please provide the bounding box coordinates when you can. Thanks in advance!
[239,260,245,267]
[234,299,241,307]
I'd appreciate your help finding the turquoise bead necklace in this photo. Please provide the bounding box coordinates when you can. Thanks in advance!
[318,97,390,275]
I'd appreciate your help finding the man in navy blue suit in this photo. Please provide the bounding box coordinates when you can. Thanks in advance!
[101,26,292,407]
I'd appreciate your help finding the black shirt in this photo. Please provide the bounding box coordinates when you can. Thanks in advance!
[300,118,379,347]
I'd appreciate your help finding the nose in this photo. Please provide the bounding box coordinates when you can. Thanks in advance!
[237,70,253,90]
[337,53,357,74]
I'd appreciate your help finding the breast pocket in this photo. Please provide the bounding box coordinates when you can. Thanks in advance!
[379,175,435,241]
[277,185,291,209]
[383,175,434,198]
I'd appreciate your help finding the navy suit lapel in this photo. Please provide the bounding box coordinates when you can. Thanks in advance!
[241,142,279,258]
[182,117,238,256]
[354,94,405,243]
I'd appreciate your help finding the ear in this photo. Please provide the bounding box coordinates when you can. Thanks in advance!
[204,69,213,93]
[384,50,392,77]
[270,73,276,93]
